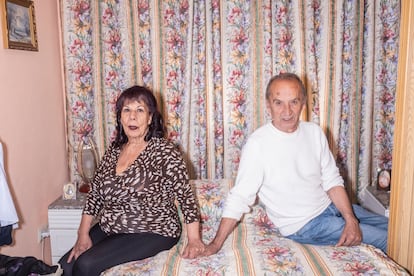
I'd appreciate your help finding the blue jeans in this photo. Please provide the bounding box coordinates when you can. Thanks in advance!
[286,203,388,252]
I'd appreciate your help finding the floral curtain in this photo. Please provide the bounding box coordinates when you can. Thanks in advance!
[60,0,400,201]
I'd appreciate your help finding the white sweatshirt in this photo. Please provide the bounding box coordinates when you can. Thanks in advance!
[222,121,344,236]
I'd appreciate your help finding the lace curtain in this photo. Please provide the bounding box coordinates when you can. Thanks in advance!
[60,0,400,200]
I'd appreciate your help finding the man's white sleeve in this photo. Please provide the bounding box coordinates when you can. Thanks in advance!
[222,138,264,220]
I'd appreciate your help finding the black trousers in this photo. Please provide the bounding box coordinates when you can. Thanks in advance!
[59,224,179,276]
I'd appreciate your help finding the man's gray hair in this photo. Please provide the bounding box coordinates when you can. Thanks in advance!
[265,73,307,102]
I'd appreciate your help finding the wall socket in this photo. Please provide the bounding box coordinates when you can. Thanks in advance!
[38,225,50,243]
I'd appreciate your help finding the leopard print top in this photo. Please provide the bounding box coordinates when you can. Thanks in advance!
[83,137,200,238]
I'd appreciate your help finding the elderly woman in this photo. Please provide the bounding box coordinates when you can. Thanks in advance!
[59,86,204,276]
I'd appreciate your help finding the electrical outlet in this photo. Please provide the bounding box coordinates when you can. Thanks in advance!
[38,225,50,243]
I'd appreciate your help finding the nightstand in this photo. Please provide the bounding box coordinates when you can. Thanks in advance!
[360,186,390,218]
[48,194,85,264]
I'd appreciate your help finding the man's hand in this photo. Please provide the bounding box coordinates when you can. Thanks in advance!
[327,186,363,247]
[200,217,238,257]
[336,217,362,247]
[201,241,222,257]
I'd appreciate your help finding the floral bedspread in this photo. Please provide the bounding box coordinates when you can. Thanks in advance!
[102,179,409,276]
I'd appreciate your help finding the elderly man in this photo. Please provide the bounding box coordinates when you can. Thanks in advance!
[202,72,388,256]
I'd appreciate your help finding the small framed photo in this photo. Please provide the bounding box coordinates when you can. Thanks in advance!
[63,182,77,200]
[377,169,391,191]
[1,0,38,51]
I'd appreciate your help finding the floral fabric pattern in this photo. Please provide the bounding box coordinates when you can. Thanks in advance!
[60,1,400,199]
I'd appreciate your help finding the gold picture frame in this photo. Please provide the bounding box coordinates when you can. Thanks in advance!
[1,0,38,51]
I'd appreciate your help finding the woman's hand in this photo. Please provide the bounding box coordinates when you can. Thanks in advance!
[67,233,92,262]
[67,214,94,262]
[181,221,205,259]
[181,239,206,259]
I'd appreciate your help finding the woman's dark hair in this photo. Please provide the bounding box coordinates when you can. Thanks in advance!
[114,86,165,147]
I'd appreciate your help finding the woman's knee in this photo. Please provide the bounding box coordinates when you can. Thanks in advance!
[72,254,96,276]
[59,260,73,276]
[58,251,74,276]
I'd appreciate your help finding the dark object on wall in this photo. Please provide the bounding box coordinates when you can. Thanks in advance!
[377,169,391,191]
[0,225,12,246]
[0,254,59,275]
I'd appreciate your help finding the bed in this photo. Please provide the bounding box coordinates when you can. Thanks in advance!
[102,179,409,275]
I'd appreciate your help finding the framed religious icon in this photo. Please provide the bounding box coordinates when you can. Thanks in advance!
[1,0,38,51]
[377,169,391,191]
